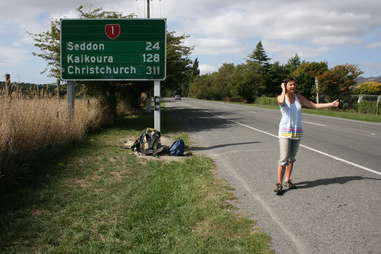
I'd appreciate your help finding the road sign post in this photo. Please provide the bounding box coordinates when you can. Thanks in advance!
[67,81,75,120]
[154,80,161,131]
[61,19,166,129]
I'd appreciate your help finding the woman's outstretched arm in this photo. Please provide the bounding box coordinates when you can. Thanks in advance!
[298,95,339,109]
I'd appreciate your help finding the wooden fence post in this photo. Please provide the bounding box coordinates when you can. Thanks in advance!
[57,79,60,100]
[5,74,10,97]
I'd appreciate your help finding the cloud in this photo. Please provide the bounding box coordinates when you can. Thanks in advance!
[365,41,381,48]
[0,45,30,67]
[2,1,381,48]
[166,0,381,47]
[262,41,331,61]
[186,37,247,55]
[360,61,381,76]
[311,36,361,45]
[199,64,218,74]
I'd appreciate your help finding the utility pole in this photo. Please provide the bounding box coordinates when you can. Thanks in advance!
[136,0,161,131]
[147,0,150,18]
[147,0,160,131]
[315,77,319,104]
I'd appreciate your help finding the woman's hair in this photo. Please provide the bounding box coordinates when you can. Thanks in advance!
[283,78,296,93]
[283,77,295,84]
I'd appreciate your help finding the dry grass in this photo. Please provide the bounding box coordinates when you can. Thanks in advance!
[0,95,105,179]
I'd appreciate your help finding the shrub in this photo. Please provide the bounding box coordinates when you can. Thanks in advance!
[256,96,277,105]
[357,100,381,114]
[353,82,381,95]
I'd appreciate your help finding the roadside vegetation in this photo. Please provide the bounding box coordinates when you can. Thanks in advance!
[0,93,107,184]
[188,41,381,119]
[246,101,381,122]
[247,96,381,122]
[0,111,273,253]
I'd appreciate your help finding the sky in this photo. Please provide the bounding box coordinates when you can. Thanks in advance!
[1,0,381,84]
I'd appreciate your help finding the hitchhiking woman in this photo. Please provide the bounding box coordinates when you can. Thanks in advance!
[274,78,339,195]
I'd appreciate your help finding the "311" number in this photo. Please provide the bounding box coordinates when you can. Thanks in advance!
[146,66,160,75]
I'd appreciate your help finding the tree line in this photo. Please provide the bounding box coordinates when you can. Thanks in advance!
[189,41,380,104]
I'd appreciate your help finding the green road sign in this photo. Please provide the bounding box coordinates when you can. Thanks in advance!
[60,19,166,81]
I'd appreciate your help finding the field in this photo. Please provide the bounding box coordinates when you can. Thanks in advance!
[0,96,105,182]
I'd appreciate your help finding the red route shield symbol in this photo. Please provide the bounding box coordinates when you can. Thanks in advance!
[105,24,121,40]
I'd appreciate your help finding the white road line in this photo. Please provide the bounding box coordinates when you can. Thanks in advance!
[303,121,326,127]
[214,114,381,177]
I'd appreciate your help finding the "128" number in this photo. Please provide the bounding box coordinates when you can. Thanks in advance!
[142,53,160,62]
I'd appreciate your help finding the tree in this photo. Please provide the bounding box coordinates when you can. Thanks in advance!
[286,54,302,74]
[247,41,273,97]
[162,32,193,96]
[267,62,289,96]
[191,58,200,78]
[233,62,265,102]
[318,64,363,101]
[353,81,381,95]
[248,41,271,70]
[292,62,328,99]
[213,63,236,99]
[188,74,214,99]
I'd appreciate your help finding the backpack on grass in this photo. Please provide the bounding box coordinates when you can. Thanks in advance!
[169,139,185,156]
[131,128,163,156]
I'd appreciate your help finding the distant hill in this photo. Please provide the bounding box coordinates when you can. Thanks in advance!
[356,76,381,84]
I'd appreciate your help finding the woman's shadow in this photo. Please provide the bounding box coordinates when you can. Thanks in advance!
[295,176,381,190]
[277,176,381,195]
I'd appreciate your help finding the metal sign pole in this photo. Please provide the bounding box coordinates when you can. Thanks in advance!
[154,80,161,132]
[67,81,75,120]
[315,77,319,104]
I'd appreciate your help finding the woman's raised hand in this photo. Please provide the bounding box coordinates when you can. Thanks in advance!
[281,83,286,93]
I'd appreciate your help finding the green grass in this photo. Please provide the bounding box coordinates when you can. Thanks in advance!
[0,110,272,253]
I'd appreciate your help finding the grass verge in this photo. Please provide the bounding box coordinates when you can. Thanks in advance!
[0,110,273,253]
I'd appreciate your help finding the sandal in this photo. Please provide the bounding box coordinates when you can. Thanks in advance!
[273,183,283,195]
[284,180,296,189]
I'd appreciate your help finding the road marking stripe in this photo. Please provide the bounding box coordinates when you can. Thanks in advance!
[215,114,381,177]
[303,121,326,127]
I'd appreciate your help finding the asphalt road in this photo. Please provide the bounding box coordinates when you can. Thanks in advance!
[166,97,381,254]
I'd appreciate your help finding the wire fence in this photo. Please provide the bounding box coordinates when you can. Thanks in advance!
[344,95,381,115]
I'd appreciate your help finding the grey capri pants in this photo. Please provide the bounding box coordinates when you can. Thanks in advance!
[279,138,300,166]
